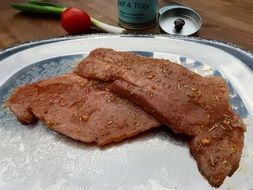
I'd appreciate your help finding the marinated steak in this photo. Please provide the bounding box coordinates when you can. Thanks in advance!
[75,48,245,187]
[7,73,160,146]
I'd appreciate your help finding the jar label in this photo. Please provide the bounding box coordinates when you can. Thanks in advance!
[118,0,157,24]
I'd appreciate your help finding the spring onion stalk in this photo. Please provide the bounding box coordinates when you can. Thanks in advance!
[10,1,127,34]
[91,18,126,34]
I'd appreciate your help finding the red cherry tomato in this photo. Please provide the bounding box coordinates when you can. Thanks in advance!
[61,8,91,34]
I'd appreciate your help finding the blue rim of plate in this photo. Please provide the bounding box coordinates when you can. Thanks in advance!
[0,33,253,70]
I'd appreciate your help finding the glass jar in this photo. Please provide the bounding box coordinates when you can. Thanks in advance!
[118,0,158,29]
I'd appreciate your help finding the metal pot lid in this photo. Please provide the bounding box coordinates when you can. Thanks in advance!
[159,5,202,36]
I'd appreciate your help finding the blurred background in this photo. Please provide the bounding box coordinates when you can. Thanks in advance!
[0,0,252,51]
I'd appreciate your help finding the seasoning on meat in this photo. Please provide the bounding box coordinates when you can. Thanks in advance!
[7,73,160,146]
[75,48,245,187]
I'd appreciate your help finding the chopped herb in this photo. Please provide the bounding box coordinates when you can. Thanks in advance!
[217,145,226,151]
[208,125,216,132]
[210,155,215,166]
[107,121,113,125]
[223,160,228,164]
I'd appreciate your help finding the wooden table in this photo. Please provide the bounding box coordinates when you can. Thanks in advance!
[0,0,253,51]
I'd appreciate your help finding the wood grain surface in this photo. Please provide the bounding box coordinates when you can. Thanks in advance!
[0,0,252,51]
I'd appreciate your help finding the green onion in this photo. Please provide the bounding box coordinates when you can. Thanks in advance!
[10,2,65,15]
[28,0,67,8]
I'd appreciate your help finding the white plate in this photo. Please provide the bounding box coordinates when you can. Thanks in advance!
[0,34,252,190]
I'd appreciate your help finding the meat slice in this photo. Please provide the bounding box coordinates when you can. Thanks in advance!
[7,73,160,146]
[189,125,244,187]
[75,48,245,187]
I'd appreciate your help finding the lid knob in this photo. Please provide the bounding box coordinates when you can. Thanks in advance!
[174,19,185,32]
